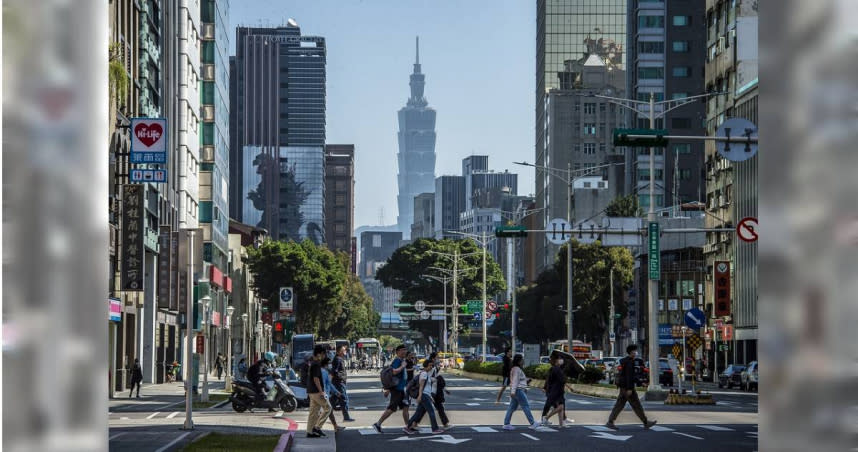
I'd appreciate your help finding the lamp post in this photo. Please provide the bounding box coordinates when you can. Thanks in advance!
[422,274,453,353]
[426,250,481,360]
[225,305,234,392]
[264,324,272,351]
[256,320,263,359]
[199,295,211,402]
[241,313,248,359]
[445,231,493,362]
[182,230,196,431]
[594,91,724,395]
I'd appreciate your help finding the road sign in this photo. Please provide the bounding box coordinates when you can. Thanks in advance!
[672,343,682,358]
[722,324,734,341]
[612,128,669,147]
[686,334,702,351]
[280,287,294,313]
[715,118,758,162]
[414,300,426,312]
[466,300,481,314]
[648,222,660,280]
[718,343,730,352]
[495,225,527,238]
[737,217,759,243]
[684,308,706,330]
[420,310,431,320]
[473,312,482,321]
[714,261,731,317]
[196,334,205,354]
[547,218,572,245]
[487,301,498,313]
[609,332,615,342]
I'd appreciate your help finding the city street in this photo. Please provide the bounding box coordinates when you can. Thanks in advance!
[108,370,757,451]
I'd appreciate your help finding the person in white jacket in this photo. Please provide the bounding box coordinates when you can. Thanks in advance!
[502,354,540,430]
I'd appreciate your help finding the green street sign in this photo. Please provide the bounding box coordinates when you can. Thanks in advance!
[466,300,481,314]
[495,225,527,238]
[612,128,669,147]
[648,222,660,280]
[718,343,730,352]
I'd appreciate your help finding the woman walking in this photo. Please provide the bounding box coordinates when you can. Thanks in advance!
[502,354,540,431]
[541,355,574,427]
[404,360,444,434]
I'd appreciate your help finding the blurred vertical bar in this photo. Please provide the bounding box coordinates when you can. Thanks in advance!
[3,1,108,451]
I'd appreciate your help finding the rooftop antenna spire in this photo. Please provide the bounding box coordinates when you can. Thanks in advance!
[416,36,420,65]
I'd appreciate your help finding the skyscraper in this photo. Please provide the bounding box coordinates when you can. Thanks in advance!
[396,37,437,239]
[229,23,327,243]
[325,144,356,259]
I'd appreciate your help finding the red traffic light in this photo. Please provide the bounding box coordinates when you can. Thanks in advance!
[495,313,500,319]
[274,322,283,332]
[504,304,510,310]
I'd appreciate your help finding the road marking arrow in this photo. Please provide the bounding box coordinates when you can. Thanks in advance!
[589,432,632,441]
[391,435,471,444]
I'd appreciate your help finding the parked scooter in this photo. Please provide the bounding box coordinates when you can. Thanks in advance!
[230,370,297,413]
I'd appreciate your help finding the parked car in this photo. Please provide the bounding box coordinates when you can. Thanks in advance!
[602,357,620,383]
[718,364,746,389]
[540,356,551,364]
[614,357,649,387]
[656,358,674,386]
[483,355,503,363]
[741,361,758,391]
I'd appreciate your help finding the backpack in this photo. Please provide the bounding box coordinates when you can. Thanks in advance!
[406,373,422,399]
[380,366,400,390]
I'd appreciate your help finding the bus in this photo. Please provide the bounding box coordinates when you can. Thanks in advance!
[355,338,381,369]
[547,339,593,361]
[290,334,315,370]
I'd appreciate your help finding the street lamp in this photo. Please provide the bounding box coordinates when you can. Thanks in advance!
[199,295,211,402]
[422,273,453,353]
[241,313,248,358]
[225,305,235,391]
[446,230,493,363]
[256,320,263,359]
[426,249,481,360]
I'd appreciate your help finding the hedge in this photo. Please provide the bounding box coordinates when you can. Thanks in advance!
[462,360,503,375]
[523,364,552,380]
[462,362,605,385]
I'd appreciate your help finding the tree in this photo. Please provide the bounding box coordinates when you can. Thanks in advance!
[375,238,506,345]
[379,335,402,353]
[510,240,634,350]
[246,240,346,335]
[324,252,380,340]
[605,194,643,217]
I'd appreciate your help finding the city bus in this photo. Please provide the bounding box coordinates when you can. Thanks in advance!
[547,339,593,361]
[355,338,381,369]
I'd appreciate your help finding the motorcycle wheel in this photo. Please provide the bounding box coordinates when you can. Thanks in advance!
[232,400,248,413]
[280,396,297,413]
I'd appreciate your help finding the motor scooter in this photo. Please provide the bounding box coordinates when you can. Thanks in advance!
[230,370,298,413]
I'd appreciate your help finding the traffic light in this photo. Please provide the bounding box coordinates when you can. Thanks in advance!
[612,128,669,147]
[495,225,527,238]
[503,303,510,311]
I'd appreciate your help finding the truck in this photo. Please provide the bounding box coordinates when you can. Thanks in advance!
[290,334,315,370]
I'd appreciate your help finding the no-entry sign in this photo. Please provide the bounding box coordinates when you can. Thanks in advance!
[737,217,758,242]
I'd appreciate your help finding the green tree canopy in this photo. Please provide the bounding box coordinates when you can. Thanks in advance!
[375,238,506,344]
[605,194,643,217]
[324,252,380,341]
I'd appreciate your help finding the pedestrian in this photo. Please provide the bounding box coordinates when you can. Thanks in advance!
[541,355,574,427]
[215,353,225,380]
[306,345,333,438]
[502,354,540,430]
[434,374,453,429]
[372,345,410,433]
[606,345,657,431]
[404,359,444,434]
[320,356,346,432]
[495,347,512,403]
[237,358,248,379]
[331,345,356,422]
[129,358,143,398]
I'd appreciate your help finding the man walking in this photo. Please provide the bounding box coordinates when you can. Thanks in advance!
[306,345,332,438]
[331,345,355,422]
[215,353,225,380]
[495,348,512,403]
[372,345,410,433]
[606,345,657,430]
[129,358,143,398]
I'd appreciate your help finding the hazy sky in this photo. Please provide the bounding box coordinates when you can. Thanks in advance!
[231,0,536,230]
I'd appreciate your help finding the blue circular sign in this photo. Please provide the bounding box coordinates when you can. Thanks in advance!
[280,288,293,302]
[684,308,705,330]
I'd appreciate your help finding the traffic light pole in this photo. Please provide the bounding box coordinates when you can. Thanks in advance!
[567,163,575,354]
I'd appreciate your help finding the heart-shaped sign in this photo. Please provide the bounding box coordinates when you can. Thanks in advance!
[717,263,728,273]
[134,122,164,148]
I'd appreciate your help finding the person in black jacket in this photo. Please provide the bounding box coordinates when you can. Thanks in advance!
[129,359,143,398]
[495,348,512,403]
[606,345,656,430]
[331,346,355,422]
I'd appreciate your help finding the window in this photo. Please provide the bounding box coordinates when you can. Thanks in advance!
[583,143,596,154]
[638,41,665,54]
[372,234,381,247]
[680,169,693,180]
[638,67,664,79]
[638,15,665,28]
[638,169,664,181]
[584,181,592,188]
[574,144,581,153]
[583,123,596,135]
[672,15,690,26]
[584,103,596,114]
[671,117,692,129]
[599,143,606,153]
[671,92,689,100]
[672,41,690,52]
[672,66,691,77]
[674,143,692,154]
[638,148,664,156]
[637,92,665,102]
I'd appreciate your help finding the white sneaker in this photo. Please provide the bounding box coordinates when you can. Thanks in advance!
[541,417,551,426]
[529,421,541,430]
[502,424,515,431]
[563,419,575,427]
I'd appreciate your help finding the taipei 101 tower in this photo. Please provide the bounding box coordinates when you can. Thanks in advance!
[396,37,437,239]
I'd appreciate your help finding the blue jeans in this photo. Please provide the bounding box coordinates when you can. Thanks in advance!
[504,389,535,425]
[333,381,352,419]
[408,394,439,430]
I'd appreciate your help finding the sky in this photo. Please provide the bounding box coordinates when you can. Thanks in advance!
[230,0,536,230]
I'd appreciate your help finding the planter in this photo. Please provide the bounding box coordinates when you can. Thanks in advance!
[664,393,716,405]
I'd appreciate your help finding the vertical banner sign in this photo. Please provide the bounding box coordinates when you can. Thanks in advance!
[157,226,172,309]
[130,118,168,183]
[648,222,660,280]
[714,261,731,317]
[176,229,204,313]
[121,185,145,290]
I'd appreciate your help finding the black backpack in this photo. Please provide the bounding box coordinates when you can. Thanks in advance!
[380,366,400,390]
[406,373,421,399]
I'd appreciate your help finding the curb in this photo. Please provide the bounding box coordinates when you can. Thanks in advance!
[273,432,295,452]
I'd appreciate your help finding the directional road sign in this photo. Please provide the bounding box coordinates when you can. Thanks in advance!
[414,300,426,312]
[279,287,294,313]
[420,310,431,320]
[547,218,572,245]
[737,217,759,242]
[684,307,706,330]
[473,312,482,321]
[716,118,758,162]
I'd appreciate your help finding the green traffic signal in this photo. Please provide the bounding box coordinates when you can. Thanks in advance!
[495,225,527,238]
[612,128,669,147]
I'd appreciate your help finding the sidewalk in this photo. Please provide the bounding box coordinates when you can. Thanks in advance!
[110,374,232,411]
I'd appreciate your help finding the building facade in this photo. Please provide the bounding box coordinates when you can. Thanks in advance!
[396,37,437,239]
[325,145,356,258]
[434,176,466,239]
[229,24,327,242]
[703,0,758,364]
[411,192,436,240]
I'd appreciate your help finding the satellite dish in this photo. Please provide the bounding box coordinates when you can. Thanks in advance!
[287,18,298,27]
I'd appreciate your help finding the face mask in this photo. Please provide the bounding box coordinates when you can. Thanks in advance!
[557,359,564,366]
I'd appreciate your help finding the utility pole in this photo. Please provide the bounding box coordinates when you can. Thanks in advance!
[567,162,574,351]
[452,249,458,358]
[183,230,195,430]
[610,268,615,357]
[481,230,487,362]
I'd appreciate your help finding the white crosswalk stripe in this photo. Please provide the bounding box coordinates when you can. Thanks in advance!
[166,412,180,419]
[358,429,380,435]
[145,412,160,420]
[471,427,498,433]
[698,425,734,431]
[674,432,704,440]
[649,425,675,432]
[584,425,615,432]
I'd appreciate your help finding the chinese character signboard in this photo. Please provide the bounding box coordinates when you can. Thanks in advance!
[648,222,660,280]
[714,261,731,317]
[176,229,203,313]
[121,185,144,290]
[158,226,173,310]
[130,118,168,182]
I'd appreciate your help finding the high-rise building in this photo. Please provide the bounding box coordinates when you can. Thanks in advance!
[535,0,627,271]
[229,24,327,243]
[626,0,707,214]
[325,145,355,259]
[703,0,758,364]
[434,176,466,239]
[411,193,435,240]
[396,37,437,239]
